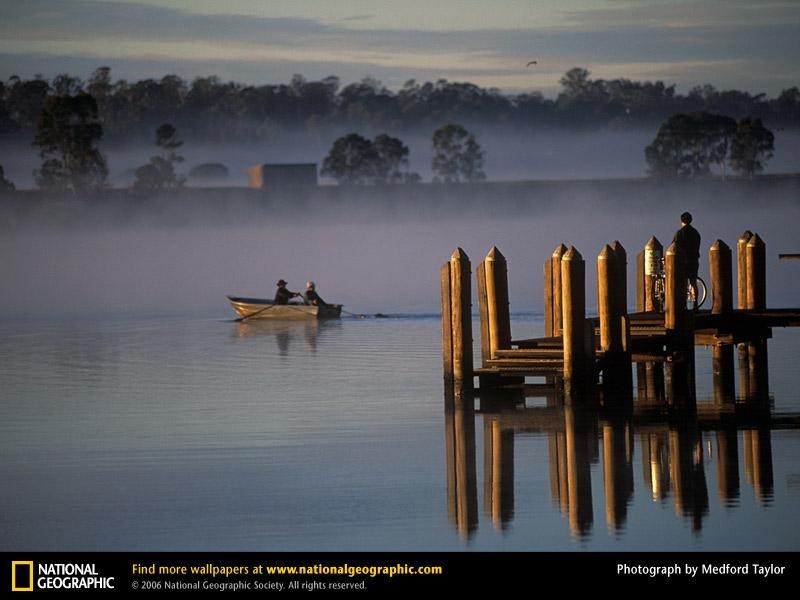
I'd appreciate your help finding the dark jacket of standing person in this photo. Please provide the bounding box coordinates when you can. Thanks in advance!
[274,280,299,305]
[672,212,701,277]
[303,281,327,306]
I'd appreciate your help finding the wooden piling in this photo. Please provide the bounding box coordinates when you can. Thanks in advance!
[737,230,753,310]
[709,240,732,314]
[561,246,587,384]
[610,241,628,318]
[664,241,686,332]
[635,249,644,313]
[477,247,512,362]
[441,248,473,391]
[544,244,567,337]
[643,237,663,313]
[746,234,766,310]
[597,245,621,354]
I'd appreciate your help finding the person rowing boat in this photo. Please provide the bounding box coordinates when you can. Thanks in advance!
[274,279,301,305]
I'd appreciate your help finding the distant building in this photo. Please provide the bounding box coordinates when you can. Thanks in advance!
[247,163,318,190]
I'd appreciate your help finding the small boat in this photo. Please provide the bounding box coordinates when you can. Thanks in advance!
[227,296,342,320]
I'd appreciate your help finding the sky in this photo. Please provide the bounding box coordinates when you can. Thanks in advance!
[0,0,799,95]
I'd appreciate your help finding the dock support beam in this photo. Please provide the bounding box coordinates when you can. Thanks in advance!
[637,237,663,313]
[598,245,622,355]
[544,244,567,337]
[665,241,694,403]
[709,240,733,314]
[476,246,512,363]
[737,231,753,310]
[562,247,589,393]
[664,241,687,334]
[746,234,766,310]
[441,248,473,392]
[599,243,631,391]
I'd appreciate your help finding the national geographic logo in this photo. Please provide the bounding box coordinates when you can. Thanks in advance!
[11,562,33,592]
[10,561,115,592]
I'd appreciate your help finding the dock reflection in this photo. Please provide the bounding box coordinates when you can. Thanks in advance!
[443,335,789,542]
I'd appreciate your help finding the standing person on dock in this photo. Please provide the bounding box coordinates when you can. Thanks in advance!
[303,281,327,306]
[672,212,702,309]
[274,279,301,305]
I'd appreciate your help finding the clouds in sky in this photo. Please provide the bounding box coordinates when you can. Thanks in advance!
[1,0,798,94]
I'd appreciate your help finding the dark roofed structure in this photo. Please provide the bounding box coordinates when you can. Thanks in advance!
[247,163,318,190]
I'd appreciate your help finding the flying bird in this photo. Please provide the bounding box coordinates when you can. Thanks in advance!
[526,60,538,67]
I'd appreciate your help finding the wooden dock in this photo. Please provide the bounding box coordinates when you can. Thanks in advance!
[441,233,800,398]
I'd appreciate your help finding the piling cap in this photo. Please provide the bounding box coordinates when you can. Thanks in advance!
[552,243,568,258]
[450,247,469,262]
[562,246,583,261]
[665,241,679,256]
[610,240,626,255]
[485,246,506,262]
[597,244,614,260]
[746,233,764,248]
[644,236,662,250]
[739,230,754,242]
[710,239,730,252]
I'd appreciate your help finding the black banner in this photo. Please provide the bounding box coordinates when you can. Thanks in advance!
[2,552,798,593]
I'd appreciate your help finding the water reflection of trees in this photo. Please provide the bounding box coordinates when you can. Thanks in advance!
[444,337,787,543]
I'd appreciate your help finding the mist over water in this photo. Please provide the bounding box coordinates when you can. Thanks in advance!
[2,179,799,318]
[3,127,800,188]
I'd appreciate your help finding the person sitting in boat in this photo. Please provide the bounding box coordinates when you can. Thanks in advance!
[274,279,301,305]
[303,281,327,306]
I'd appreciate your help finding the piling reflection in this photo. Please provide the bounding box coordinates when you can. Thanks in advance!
[443,335,787,543]
[443,390,478,541]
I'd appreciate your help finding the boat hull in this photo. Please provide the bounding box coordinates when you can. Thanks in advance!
[227,296,342,320]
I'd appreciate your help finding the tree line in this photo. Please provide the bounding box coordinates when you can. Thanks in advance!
[1,67,798,143]
[645,113,775,178]
[0,84,782,193]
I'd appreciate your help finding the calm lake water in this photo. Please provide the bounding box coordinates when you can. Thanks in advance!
[1,312,798,551]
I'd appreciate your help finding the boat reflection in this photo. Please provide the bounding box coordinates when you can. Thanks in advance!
[232,319,339,355]
[444,335,790,542]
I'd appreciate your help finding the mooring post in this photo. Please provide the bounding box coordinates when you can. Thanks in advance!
[610,241,628,318]
[599,244,632,392]
[664,241,686,333]
[635,249,644,312]
[737,230,753,310]
[746,234,766,310]
[709,240,733,314]
[665,241,694,402]
[643,236,663,312]
[441,248,473,391]
[561,246,587,387]
[597,245,622,354]
[544,244,567,337]
[477,247,511,363]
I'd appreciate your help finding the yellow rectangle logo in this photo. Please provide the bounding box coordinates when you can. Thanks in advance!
[11,561,33,592]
